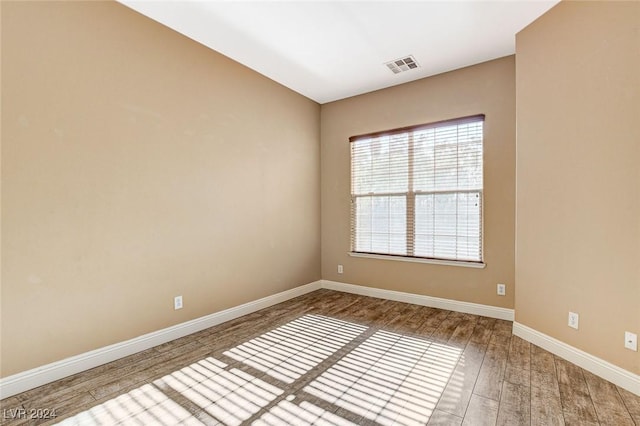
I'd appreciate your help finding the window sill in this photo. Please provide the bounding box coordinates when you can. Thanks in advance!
[348,252,486,269]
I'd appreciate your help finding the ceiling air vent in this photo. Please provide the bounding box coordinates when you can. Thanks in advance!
[385,55,419,74]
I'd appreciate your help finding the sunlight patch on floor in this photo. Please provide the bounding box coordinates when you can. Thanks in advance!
[54,315,461,425]
[55,383,201,425]
[305,330,462,425]
[156,357,283,425]
[224,315,367,384]
[254,397,358,426]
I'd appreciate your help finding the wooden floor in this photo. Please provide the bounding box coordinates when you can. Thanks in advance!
[1,289,639,425]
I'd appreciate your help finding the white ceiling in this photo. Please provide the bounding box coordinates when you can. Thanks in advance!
[118,0,559,104]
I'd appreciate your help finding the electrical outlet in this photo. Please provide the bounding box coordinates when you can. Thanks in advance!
[174,295,183,310]
[337,264,343,274]
[568,312,579,329]
[497,283,506,296]
[624,331,637,351]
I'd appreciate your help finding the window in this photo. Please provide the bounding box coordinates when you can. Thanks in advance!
[350,115,484,264]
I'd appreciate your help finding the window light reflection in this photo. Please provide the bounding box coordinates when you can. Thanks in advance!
[54,313,462,426]
[304,330,462,426]
[224,314,367,384]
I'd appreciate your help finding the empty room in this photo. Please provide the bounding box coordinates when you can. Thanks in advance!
[1,0,639,425]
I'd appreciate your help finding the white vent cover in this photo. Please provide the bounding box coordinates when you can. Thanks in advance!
[385,55,419,74]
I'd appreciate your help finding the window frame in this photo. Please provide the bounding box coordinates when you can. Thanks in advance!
[349,114,485,267]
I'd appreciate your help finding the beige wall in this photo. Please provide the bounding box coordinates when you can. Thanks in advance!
[516,1,640,374]
[5,0,636,384]
[1,1,320,377]
[321,57,516,308]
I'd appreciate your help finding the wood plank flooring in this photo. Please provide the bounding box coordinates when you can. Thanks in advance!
[1,289,638,425]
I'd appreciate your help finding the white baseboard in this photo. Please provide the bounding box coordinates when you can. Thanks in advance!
[16,280,637,400]
[0,280,322,399]
[319,280,514,321]
[513,322,640,396]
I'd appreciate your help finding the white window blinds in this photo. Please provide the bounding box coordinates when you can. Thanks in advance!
[350,115,484,263]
